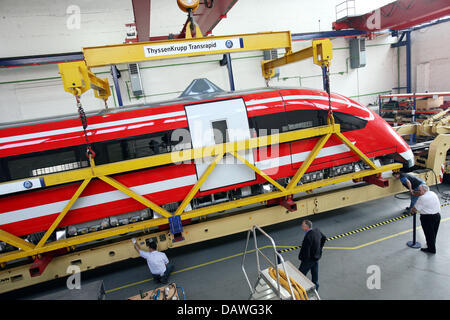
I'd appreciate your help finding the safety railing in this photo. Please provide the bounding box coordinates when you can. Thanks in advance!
[242,225,295,300]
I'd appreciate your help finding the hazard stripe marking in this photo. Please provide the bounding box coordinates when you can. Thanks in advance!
[278,212,414,253]
[279,200,450,253]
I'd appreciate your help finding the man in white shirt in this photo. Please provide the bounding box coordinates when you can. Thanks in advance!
[412,184,441,254]
[133,238,174,283]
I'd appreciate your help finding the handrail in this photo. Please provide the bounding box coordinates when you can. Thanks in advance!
[241,225,296,300]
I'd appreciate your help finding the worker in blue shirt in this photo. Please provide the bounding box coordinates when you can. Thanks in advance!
[132,238,174,284]
[392,172,426,213]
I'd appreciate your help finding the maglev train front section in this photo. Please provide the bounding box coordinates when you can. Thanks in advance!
[0,82,414,250]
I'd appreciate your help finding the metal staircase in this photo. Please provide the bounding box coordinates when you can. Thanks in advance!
[241,225,320,300]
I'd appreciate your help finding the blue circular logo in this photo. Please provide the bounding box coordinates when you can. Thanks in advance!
[225,40,233,49]
[23,180,33,189]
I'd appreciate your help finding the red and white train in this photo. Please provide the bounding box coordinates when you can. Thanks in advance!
[0,81,413,249]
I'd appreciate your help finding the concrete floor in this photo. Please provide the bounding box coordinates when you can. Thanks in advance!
[3,184,450,300]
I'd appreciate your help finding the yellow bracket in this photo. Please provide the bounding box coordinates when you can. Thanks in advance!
[58,61,111,101]
[261,39,333,80]
[185,21,203,39]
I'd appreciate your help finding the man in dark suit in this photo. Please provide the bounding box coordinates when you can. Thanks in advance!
[298,220,326,290]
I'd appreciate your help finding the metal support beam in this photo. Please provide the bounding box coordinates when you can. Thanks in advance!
[219,53,235,91]
[333,0,450,31]
[225,53,235,91]
[0,52,83,68]
[291,30,367,41]
[405,31,411,94]
[110,65,123,107]
[131,0,151,42]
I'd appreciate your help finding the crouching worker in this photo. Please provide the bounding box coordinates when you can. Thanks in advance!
[392,172,426,213]
[132,238,174,284]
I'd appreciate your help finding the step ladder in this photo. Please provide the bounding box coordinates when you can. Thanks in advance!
[241,225,320,300]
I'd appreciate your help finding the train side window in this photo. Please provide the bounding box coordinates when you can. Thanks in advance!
[248,112,287,137]
[7,149,81,180]
[103,129,191,163]
[285,110,367,132]
[333,112,368,132]
[285,110,327,132]
[0,159,10,182]
[3,128,193,182]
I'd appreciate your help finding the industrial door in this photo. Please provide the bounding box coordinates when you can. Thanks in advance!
[185,98,256,191]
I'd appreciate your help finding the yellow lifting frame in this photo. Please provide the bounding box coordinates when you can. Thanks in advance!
[0,121,401,264]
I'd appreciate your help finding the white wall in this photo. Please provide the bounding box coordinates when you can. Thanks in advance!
[410,21,450,94]
[0,0,420,123]
[0,0,134,57]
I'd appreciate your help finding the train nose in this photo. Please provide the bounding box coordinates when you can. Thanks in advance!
[399,149,415,168]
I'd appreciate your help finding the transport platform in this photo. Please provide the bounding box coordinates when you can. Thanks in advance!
[2,184,450,300]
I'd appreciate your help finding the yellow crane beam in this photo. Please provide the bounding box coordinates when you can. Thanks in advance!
[81,31,292,68]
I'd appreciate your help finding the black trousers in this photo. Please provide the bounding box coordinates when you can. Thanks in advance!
[420,213,441,253]
[299,260,319,290]
[152,263,174,284]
